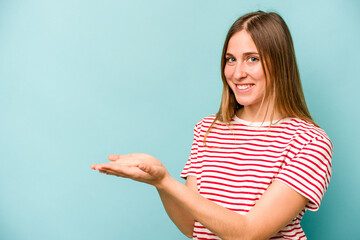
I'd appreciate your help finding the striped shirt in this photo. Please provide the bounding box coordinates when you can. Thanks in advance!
[181,115,333,240]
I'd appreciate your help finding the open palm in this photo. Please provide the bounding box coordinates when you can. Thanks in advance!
[90,153,168,187]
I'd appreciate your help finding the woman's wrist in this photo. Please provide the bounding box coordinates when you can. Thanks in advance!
[155,173,176,192]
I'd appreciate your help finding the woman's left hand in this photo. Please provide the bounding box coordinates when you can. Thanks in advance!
[90,153,169,188]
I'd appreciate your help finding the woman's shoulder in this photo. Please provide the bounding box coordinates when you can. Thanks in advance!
[193,115,216,129]
[284,117,332,147]
[197,114,216,123]
[196,114,216,126]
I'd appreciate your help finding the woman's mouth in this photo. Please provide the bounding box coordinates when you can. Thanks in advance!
[236,84,255,92]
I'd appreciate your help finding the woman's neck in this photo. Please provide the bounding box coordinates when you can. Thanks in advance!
[236,105,282,122]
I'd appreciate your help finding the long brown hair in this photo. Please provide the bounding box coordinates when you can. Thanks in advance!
[204,11,316,145]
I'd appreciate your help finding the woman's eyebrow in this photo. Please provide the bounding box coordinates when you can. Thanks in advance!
[226,52,259,56]
[243,52,259,55]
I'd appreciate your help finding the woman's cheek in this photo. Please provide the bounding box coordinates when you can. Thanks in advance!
[252,64,266,80]
[224,66,232,80]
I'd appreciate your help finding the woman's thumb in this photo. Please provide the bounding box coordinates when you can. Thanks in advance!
[108,154,121,161]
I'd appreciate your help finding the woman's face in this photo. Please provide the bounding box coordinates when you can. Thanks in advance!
[224,30,269,112]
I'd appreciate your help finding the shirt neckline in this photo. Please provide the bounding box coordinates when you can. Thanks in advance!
[233,115,292,127]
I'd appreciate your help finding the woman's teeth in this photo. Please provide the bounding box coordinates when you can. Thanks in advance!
[236,84,253,90]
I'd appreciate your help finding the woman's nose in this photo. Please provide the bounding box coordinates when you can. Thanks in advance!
[233,62,247,79]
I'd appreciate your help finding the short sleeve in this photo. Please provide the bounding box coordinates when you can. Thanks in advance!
[275,136,333,211]
[180,123,201,179]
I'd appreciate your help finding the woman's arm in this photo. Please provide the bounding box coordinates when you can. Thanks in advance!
[91,154,196,238]
[160,176,308,240]
[91,154,308,240]
[157,177,197,238]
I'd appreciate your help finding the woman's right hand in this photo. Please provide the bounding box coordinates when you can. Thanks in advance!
[90,153,169,188]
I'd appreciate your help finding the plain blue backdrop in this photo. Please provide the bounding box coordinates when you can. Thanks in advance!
[1,0,359,239]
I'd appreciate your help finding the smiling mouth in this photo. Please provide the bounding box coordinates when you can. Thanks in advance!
[236,84,254,90]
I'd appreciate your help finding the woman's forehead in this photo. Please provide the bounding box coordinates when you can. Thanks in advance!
[227,30,258,54]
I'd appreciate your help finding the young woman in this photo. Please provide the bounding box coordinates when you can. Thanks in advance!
[91,11,332,240]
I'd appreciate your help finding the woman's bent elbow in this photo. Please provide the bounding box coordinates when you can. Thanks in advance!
[183,230,193,239]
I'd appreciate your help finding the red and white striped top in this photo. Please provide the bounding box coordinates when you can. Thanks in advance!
[181,115,333,240]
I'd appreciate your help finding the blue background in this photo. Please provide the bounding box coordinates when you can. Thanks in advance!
[1,0,359,239]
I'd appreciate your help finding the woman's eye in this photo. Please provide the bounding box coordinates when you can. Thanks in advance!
[248,56,259,63]
[226,57,236,63]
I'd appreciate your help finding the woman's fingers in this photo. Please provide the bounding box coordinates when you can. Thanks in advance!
[108,154,121,161]
[97,162,163,183]
[91,158,140,171]
[91,161,116,170]
[90,163,105,170]
[100,169,127,178]
[99,163,145,177]
[91,153,168,186]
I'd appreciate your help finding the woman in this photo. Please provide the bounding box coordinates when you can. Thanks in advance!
[91,11,332,240]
